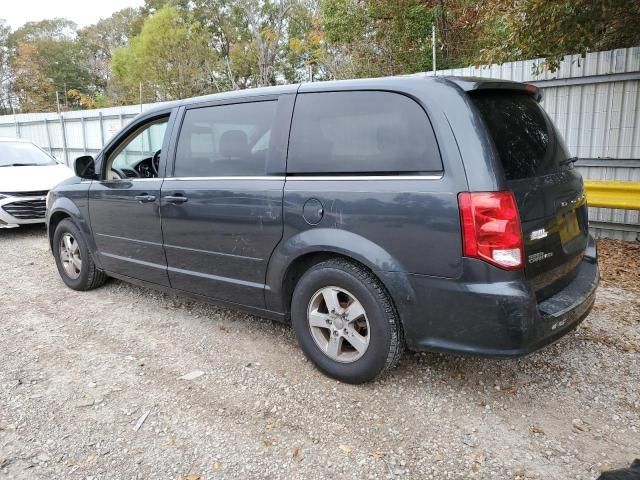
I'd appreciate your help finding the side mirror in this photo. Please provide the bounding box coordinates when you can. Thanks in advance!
[74,155,97,179]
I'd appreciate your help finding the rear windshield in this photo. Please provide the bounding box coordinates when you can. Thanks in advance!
[471,91,571,180]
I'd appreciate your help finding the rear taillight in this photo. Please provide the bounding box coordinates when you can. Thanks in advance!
[458,191,524,270]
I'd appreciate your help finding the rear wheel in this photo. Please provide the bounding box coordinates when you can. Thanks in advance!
[53,219,107,291]
[291,259,404,384]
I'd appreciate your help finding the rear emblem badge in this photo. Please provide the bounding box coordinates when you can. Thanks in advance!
[528,251,554,263]
[530,228,548,241]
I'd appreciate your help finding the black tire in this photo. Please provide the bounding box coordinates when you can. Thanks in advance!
[53,218,107,291]
[291,259,404,384]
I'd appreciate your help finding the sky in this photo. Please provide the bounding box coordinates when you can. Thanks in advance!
[1,0,145,30]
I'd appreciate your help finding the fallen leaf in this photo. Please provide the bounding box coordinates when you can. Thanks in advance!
[212,461,221,470]
[471,463,479,473]
[133,410,151,432]
[370,451,385,460]
[338,444,352,454]
[622,342,635,352]
[292,447,303,462]
[180,370,204,381]
[178,475,200,480]
[530,424,544,434]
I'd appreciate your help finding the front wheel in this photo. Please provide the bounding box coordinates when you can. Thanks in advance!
[291,259,404,384]
[53,219,107,291]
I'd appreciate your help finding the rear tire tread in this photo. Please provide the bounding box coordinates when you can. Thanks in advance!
[297,258,404,382]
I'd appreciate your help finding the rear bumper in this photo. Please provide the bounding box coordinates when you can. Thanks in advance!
[382,236,599,357]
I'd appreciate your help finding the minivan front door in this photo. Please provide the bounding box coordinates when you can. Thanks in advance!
[89,115,172,286]
[160,98,291,308]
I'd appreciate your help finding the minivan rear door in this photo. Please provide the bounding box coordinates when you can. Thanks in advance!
[470,91,589,299]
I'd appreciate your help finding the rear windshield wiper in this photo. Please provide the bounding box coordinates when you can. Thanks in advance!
[559,156,578,166]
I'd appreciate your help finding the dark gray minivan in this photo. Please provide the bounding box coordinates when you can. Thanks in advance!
[47,76,599,383]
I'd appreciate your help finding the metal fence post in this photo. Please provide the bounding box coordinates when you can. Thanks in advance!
[98,111,105,147]
[13,114,20,138]
[81,116,88,154]
[44,118,53,155]
[59,114,69,166]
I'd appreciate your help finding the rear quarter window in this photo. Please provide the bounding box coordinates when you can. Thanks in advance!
[471,91,571,180]
[287,91,442,174]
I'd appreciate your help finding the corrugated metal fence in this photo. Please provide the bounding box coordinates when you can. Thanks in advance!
[1,47,639,239]
[0,103,167,165]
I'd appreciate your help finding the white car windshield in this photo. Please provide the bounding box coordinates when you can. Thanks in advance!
[0,142,56,167]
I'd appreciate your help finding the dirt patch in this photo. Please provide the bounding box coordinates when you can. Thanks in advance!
[597,239,640,293]
[0,226,638,480]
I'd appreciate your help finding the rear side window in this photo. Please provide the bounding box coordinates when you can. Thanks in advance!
[174,101,277,177]
[287,91,442,174]
[471,91,571,180]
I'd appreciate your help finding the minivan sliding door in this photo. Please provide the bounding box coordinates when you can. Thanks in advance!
[160,95,293,309]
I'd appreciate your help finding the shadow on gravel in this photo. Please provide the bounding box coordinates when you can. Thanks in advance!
[0,223,47,238]
[103,271,589,395]
[13,218,602,393]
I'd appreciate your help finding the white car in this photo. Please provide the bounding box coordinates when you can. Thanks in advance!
[0,137,74,228]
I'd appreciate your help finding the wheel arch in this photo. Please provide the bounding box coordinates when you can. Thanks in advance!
[265,229,416,327]
[48,210,72,250]
[47,197,100,268]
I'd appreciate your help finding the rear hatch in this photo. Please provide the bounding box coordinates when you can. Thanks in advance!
[470,90,589,300]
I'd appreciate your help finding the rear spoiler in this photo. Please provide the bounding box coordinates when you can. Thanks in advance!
[445,77,543,102]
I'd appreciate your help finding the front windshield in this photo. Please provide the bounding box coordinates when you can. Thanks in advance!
[0,141,56,167]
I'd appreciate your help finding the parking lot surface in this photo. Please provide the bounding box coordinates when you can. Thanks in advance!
[1,226,638,480]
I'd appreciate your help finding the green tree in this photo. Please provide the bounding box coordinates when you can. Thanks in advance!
[0,20,12,114]
[4,0,639,113]
[281,0,327,82]
[192,0,258,89]
[79,8,145,97]
[111,6,215,102]
[11,42,55,112]
[241,0,295,86]
[10,19,96,111]
[321,0,442,79]
[475,0,640,71]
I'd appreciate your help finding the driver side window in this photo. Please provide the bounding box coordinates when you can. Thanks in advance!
[107,118,168,179]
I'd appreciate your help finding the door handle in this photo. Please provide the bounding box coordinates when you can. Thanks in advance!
[134,194,156,203]
[164,195,188,204]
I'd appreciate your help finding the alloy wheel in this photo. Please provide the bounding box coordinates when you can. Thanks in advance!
[307,286,370,363]
[59,233,82,280]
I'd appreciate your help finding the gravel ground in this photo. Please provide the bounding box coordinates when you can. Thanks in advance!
[0,225,638,480]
